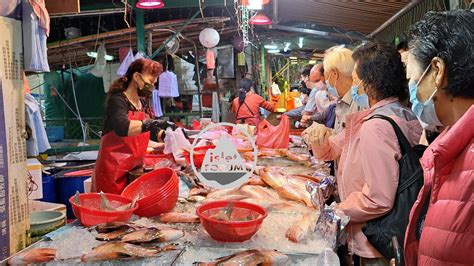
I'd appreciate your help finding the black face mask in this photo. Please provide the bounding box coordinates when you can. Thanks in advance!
[137,74,154,98]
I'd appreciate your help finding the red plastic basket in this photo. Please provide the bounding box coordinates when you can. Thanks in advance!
[196,200,267,242]
[183,145,215,168]
[69,193,138,227]
[121,168,179,217]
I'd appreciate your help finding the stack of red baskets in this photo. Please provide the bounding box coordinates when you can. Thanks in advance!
[121,168,179,217]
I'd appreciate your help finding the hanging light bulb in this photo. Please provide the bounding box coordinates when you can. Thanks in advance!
[136,0,165,9]
[298,37,304,48]
[249,12,272,25]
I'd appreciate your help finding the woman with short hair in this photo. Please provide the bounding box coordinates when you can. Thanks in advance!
[303,42,422,264]
[404,10,474,265]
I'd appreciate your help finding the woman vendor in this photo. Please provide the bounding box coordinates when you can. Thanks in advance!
[92,59,176,194]
[231,78,276,126]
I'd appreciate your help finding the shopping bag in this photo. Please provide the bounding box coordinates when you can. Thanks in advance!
[117,49,134,76]
[256,114,290,149]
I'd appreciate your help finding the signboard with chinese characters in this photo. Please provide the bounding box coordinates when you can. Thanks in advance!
[0,16,29,261]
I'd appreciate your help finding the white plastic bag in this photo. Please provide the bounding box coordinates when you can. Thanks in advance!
[117,49,134,76]
[163,128,191,160]
[271,82,281,96]
[134,51,146,61]
[158,71,179,98]
[90,43,107,78]
[152,90,163,117]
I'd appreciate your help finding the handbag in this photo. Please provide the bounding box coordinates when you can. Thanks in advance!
[362,115,426,262]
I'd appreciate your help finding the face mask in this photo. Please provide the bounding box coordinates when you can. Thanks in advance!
[351,81,369,108]
[409,64,443,128]
[326,72,340,98]
[137,74,154,98]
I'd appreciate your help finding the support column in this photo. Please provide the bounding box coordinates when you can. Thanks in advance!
[135,9,145,53]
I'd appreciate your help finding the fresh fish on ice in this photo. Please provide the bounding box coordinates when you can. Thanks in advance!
[93,222,131,233]
[81,242,177,262]
[239,185,280,201]
[8,248,56,265]
[96,226,136,241]
[193,249,288,266]
[159,212,200,223]
[260,167,288,188]
[121,228,184,244]
[286,213,317,243]
[275,186,312,207]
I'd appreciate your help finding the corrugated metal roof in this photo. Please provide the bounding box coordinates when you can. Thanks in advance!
[277,0,411,35]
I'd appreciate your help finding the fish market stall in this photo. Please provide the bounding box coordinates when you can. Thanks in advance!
[6,129,339,265]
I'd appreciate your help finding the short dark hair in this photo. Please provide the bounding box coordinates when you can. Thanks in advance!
[301,64,314,77]
[352,42,408,102]
[409,10,474,98]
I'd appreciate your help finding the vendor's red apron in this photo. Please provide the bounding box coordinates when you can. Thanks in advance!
[92,111,150,194]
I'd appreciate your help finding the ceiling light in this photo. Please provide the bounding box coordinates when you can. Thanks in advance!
[264,44,278,49]
[289,56,297,60]
[267,49,280,54]
[308,60,317,64]
[249,12,272,25]
[283,42,291,52]
[136,0,165,9]
[87,52,114,61]
[298,37,304,48]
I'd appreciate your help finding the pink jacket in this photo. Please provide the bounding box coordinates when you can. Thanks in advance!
[404,106,474,266]
[313,98,422,258]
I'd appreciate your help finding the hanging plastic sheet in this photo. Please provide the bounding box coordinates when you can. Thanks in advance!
[134,51,146,61]
[158,71,179,98]
[89,43,107,78]
[22,0,50,72]
[211,91,220,123]
[117,49,134,76]
[152,90,163,117]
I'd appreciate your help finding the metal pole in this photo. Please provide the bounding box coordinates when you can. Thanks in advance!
[151,9,202,59]
[260,47,266,99]
[135,9,146,52]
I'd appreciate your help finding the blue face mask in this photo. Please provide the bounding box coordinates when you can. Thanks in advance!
[409,65,443,128]
[351,81,369,108]
[326,73,340,98]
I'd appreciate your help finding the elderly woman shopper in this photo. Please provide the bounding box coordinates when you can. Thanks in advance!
[303,42,422,264]
[404,10,474,266]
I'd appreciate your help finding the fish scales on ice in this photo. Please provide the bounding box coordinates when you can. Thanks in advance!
[193,249,289,266]
[121,228,184,243]
[81,242,177,262]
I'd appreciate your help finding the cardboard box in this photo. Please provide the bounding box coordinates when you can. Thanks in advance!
[27,159,43,200]
[0,17,30,261]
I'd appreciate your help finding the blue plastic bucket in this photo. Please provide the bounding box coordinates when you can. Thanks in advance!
[45,126,65,142]
[57,170,92,219]
[41,174,58,203]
